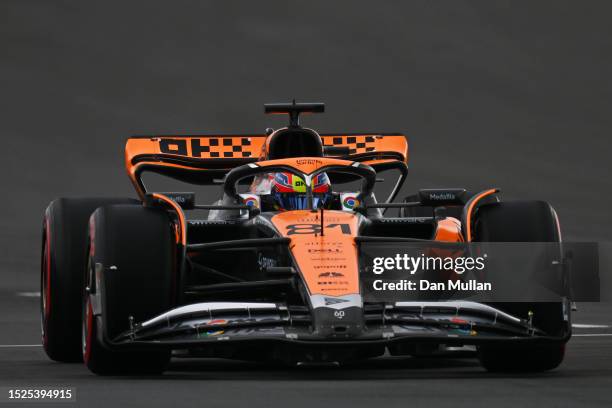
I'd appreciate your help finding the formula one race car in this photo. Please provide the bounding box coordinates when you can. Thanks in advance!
[41,102,570,375]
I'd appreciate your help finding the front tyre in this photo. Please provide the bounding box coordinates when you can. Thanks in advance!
[83,204,174,375]
[473,200,568,372]
[478,343,565,373]
[41,197,137,362]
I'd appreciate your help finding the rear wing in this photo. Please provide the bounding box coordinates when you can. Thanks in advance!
[125,133,408,198]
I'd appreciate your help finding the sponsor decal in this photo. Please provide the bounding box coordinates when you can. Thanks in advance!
[206,319,228,326]
[318,272,345,278]
[296,159,323,166]
[317,272,349,286]
[200,329,224,337]
[196,319,228,338]
[429,192,456,201]
[239,194,260,209]
[258,253,277,270]
[318,281,349,286]
[189,220,236,226]
[314,265,347,269]
[294,216,343,223]
[158,137,255,158]
[333,310,346,319]
[340,193,359,211]
[445,317,477,336]
[308,248,341,253]
[324,297,349,305]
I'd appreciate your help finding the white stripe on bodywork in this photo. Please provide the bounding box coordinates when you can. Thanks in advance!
[394,301,522,323]
[140,302,277,327]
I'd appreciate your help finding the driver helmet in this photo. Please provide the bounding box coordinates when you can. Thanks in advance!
[271,172,331,210]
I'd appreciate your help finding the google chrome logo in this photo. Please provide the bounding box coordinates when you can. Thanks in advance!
[342,196,359,209]
[243,197,259,208]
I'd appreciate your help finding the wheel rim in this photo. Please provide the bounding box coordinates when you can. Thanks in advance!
[82,295,93,363]
[82,246,95,363]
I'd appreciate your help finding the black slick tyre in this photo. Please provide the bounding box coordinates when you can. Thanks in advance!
[41,197,138,362]
[473,201,567,372]
[83,204,174,375]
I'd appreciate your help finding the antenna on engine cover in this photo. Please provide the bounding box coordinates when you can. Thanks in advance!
[264,100,325,128]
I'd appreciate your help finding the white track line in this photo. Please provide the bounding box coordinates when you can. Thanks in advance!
[0,344,41,348]
[16,292,40,297]
[573,324,610,329]
[573,334,612,337]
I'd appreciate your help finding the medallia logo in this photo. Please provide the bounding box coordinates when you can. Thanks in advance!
[429,192,455,201]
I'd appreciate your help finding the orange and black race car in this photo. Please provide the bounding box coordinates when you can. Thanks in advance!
[41,102,570,375]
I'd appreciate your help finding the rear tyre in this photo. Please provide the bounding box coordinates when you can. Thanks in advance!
[473,201,568,372]
[83,204,174,375]
[41,197,138,362]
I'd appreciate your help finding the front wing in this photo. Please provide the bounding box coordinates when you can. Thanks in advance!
[108,300,571,351]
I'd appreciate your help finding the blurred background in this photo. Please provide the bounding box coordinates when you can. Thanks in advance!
[2,0,611,290]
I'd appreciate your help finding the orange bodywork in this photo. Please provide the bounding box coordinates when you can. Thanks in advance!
[270,211,464,297]
[271,211,360,297]
[433,217,464,242]
[429,217,465,269]
[124,134,408,198]
[151,193,187,245]
[321,134,408,158]
[124,133,418,295]
[125,135,266,162]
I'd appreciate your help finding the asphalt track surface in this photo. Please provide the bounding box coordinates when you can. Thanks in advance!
[1,1,612,407]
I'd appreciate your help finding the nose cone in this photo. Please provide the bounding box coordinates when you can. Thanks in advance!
[312,306,365,338]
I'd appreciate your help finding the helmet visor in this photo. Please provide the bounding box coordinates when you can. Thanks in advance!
[274,193,331,210]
